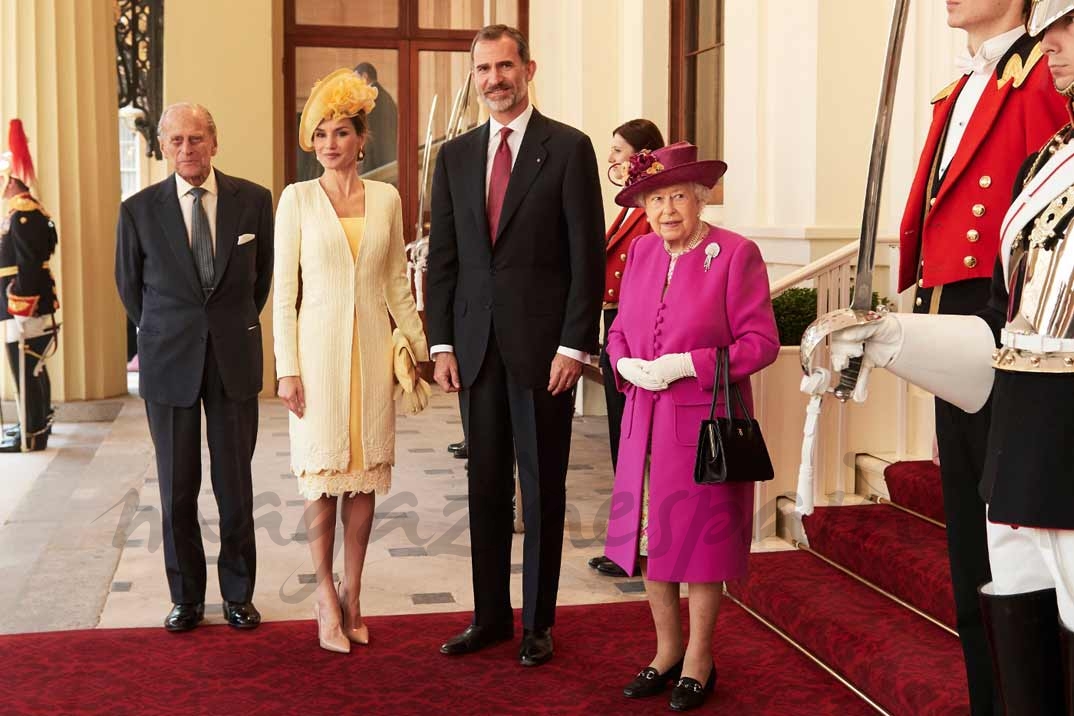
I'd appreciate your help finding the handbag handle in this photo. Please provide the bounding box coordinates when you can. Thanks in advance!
[707,347,754,422]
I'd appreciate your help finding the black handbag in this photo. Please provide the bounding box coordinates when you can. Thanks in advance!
[693,347,774,485]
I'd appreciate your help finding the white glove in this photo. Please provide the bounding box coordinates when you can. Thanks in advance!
[829,314,903,371]
[647,353,696,385]
[616,357,668,391]
[829,314,903,403]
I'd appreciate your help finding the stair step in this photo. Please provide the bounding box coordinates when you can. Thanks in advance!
[882,460,945,525]
[803,504,956,630]
[729,550,968,716]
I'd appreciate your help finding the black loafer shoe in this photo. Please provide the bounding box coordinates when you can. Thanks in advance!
[223,601,261,629]
[452,445,469,459]
[164,602,204,632]
[596,559,629,578]
[623,659,683,698]
[440,623,513,655]
[447,440,466,452]
[519,627,553,667]
[669,665,717,712]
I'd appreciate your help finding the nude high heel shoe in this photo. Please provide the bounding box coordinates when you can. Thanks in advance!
[338,582,370,645]
[313,591,350,654]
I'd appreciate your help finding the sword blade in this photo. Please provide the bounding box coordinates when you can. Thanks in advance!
[835,0,911,401]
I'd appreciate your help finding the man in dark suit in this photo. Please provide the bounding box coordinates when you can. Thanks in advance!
[426,24,604,667]
[115,103,273,632]
[354,62,398,173]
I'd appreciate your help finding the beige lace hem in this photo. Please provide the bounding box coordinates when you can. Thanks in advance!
[296,464,392,500]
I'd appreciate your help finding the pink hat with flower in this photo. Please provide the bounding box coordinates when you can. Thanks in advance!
[613,141,726,208]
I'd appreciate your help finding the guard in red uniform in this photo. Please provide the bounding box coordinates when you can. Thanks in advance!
[589,119,663,579]
[896,2,1068,712]
[0,120,59,452]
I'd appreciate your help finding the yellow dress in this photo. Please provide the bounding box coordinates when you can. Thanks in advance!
[296,217,392,500]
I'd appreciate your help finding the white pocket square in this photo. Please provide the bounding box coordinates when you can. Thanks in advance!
[237,233,256,245]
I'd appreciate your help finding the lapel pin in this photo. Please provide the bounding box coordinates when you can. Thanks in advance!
[704,243,720,271]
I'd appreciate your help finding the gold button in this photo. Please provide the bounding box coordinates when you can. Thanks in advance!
[608,288,615,296]
[966,229,980,243]
[929,197,937,207]
[917,279,924,288]
[18,217,27,224]
[915,297,923,306]
[972,203,985,217]
[614,271,621,278]
[619,253,627,261]
[964,256,978,268]
[979,175,992,188]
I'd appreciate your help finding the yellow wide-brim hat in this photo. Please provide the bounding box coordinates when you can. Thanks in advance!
[298,68,378,152]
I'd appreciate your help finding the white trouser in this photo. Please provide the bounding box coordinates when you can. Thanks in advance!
[986,519,1074,628]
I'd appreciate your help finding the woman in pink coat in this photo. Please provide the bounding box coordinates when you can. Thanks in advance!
[603,142,779,711]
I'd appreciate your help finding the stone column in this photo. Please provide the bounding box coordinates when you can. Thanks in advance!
[0,0,127,400]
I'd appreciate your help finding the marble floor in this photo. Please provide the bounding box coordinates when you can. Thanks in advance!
[0,383,789,635]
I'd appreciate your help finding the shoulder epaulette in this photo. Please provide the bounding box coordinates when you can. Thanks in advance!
[931,78,960,104]
[6,195,45,217]
[998,42,1044,89]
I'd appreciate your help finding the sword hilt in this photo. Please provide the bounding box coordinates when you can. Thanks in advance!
[833,356,863,402]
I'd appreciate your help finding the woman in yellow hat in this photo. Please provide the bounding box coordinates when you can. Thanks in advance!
[273,69,429,653]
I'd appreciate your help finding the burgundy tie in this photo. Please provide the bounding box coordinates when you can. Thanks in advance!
[486,127,513,243]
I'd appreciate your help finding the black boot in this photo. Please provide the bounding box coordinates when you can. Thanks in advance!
[979,584,1064,715]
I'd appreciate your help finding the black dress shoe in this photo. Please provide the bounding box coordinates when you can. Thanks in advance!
[447,440,466,452]
[669,665,717,712]
[519,627,553,666]
[164,603,204,632]
[440,623,513,655]
[223,601,261,629]
[452,445,469,459]
[623,658,684,698]
[596,559,629,578]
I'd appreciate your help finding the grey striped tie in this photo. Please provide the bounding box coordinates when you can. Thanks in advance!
[188,186,215,294]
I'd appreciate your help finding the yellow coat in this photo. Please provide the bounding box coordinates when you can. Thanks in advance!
[272,179,428,475]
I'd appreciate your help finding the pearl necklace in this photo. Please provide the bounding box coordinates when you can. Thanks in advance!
[664,221,708,284]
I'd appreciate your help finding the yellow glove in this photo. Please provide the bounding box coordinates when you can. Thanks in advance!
[393,328,431,415]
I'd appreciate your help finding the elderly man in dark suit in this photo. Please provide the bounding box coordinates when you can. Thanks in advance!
[426,24,604,667]
[115,103,274,632]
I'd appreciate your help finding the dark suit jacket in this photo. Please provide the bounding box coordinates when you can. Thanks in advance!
[115,170,274,407]
[425,109,605,389]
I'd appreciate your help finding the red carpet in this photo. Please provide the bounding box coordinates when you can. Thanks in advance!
[804,504,956,629]
[2,598,873,715]
[883,460,945,524]
[728,550,968,716]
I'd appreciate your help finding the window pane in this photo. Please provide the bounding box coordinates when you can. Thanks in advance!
[295,0,398,28]
[416,50,481,235]
[294,47,400,185]
[417,0,518,30]
[686,0,721,52]
[686,47,722,162]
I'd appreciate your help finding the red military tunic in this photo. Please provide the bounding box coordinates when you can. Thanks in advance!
[603,207,650,306]
[898,34,1068,295]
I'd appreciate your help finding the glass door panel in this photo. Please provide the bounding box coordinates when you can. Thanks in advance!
[294,47,400,185]
[295,0,399,28]
[415,50,482,237]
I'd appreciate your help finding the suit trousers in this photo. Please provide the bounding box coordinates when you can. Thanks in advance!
[919,276,998,716]
[600,307,625,471]
[145,338,258,605]
[461,327,574,631]
[5,333,54,437]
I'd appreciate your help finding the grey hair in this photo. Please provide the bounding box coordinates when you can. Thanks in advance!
[157,102,218,142]
[636,182,712,208]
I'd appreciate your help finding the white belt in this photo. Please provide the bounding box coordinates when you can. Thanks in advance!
[1001,328,1074,353]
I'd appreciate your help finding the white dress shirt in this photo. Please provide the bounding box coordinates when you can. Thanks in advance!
[175,167,218,252]
[431,102,589,365]
[939,27,1024,178]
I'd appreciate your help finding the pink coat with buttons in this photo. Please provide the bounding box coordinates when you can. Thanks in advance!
[603,227,779,583]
